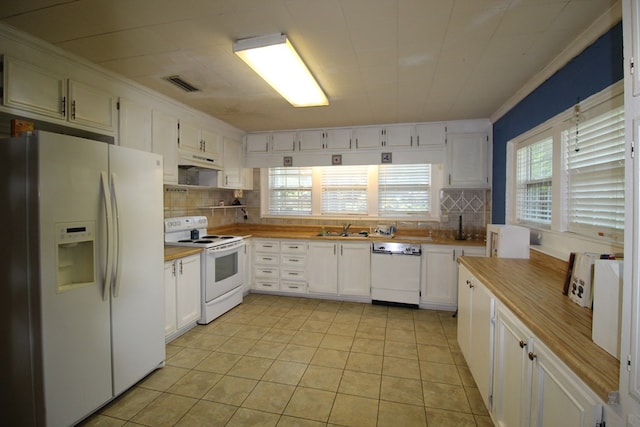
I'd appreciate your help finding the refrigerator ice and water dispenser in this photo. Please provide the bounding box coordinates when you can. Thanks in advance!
[55,221,96,292]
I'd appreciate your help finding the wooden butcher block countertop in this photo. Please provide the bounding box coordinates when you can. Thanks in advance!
[209,224,486,247]
[164,246,202,262]
[458,251,619,403]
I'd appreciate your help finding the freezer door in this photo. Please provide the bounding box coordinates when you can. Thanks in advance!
[108,144,165,395]
[38,132,113,426]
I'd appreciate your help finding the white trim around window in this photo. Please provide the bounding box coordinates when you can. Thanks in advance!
[506,81,624,246]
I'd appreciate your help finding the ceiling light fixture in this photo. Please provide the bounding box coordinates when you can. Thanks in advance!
[233,33,328,107]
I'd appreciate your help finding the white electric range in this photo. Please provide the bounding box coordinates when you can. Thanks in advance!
[164,216,244,324]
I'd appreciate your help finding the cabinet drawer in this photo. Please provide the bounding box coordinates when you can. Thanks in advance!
[281,255,306,266]
[280,281,307,294]
[281,268,306,281]
[254,280,279,291]
[254,267,279,279]
[281,242,306,254]
[254,241,280,253]
[255,254,279,265]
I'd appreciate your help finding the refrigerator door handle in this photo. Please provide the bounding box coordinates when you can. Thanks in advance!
[111,172,123,298]
[101,171,114,301]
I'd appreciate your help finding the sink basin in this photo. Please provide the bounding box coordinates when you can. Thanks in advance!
[401,236,434,242]
[315,232,366,238]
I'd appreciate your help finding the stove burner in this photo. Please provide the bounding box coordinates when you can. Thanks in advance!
[201,235,219,239]
[195,240,214,244]
[219,236,235,239]
[178,239,194,243]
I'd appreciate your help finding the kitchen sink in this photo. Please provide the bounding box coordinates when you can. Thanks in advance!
[315,232,366,238]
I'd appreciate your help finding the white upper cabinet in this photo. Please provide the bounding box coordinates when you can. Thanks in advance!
[118,97,152,152]
[218,136,253,190]
[384,124,414,148]
[3,56,116,132]
[297,129,325,152]
[178,119,223,168]
[445,132,490,188]
[352,126,383,149]
[152,109,179,184]
[271,131,297,152]
[325,128,353,150]
[246,133,270,153]
[415,123,446,147]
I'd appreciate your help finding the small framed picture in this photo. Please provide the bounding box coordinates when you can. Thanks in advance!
[332,154,342,165]
[283,156,293,167]
[381,152,392,164]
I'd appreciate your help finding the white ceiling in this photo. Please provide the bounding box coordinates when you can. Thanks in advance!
[0,0,620,132]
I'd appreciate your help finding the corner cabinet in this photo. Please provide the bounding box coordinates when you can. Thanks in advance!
[3,56,116,132]
[164,254,201,341]
[445,132,490,188]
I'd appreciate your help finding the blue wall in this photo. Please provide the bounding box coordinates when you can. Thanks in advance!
[491,21,624,223]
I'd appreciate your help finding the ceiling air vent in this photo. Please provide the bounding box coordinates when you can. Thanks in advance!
[164,75,200,92]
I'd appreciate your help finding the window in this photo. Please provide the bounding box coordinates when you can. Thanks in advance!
[515,137,553,226]
[263,164,438,218]
[379,164,431,216]
[267,167,312,215]
[321,166,368,214]
[564,104,625,240]
[507,83,624,244]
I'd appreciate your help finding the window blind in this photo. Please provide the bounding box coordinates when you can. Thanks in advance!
[379,164,430,216]
[516,137,553,225]
[321,165,368,214]
[564,105,625,240]
[268,167,312,215]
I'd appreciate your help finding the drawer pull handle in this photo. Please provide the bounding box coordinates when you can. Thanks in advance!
[288,272,299,276]
[519,340,526,348]
[528,352,537,361]
[289,246,298,249]
[263,283,272,287]
[264,257,273,261]
[290,259,299,262]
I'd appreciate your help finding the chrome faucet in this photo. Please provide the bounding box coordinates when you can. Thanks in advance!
[342,223,351,236]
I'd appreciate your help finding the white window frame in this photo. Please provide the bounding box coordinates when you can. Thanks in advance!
[506,81,624,244]
[260,164,442,221]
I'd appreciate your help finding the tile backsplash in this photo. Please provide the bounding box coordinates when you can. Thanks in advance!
[164,169,491,239]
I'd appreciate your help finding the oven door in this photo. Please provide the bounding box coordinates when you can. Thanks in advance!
[204,242,244,302]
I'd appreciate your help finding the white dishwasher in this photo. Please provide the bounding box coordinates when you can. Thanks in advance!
[371,242,421,307]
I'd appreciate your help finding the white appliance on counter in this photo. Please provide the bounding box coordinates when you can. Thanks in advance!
[371,241,422,307]
[486,224,530,259]
[0,131,165,426]
[164,216,245,324]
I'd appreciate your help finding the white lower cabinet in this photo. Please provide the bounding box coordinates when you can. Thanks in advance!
[164,254,201,340]
[307,241,338,294]
[421,246,456,308]
[492,305,604,427]
[457,265,495,407]
[421,245,486,310]
[337,242,371,297]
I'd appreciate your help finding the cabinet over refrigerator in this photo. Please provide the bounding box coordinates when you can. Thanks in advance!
[0,131,166,426]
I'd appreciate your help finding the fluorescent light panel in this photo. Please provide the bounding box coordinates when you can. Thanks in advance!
[233,34,328,107]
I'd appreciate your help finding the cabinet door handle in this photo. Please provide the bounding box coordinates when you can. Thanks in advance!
[334,244,336,255]
[179,260,183,275]
[410,135,413,146]
[341,245,343,255]
[417,135,420,146]
[263,283,272,287]
[519,340,527,348]
[288,272,299,276]
[290,258,299,262]
[172,262,176,277]
[528,352,537,361]
[448,174,452,185]
[263,257,272,261]
[61,96,67,116]
[71,100,77,119]
[356,138,359,149]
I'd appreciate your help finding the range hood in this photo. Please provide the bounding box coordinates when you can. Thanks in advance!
[178,149,222,171]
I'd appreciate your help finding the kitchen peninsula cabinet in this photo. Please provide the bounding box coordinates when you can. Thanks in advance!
[492,305,604,427]
[3,55,116,132]
[164,254,201,341]
[152,109,179,184]
[457,264,495,407]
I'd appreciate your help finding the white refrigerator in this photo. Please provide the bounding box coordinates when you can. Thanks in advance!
[0,131,165,426]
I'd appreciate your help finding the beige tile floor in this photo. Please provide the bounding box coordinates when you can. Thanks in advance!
[82,294,494,427]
